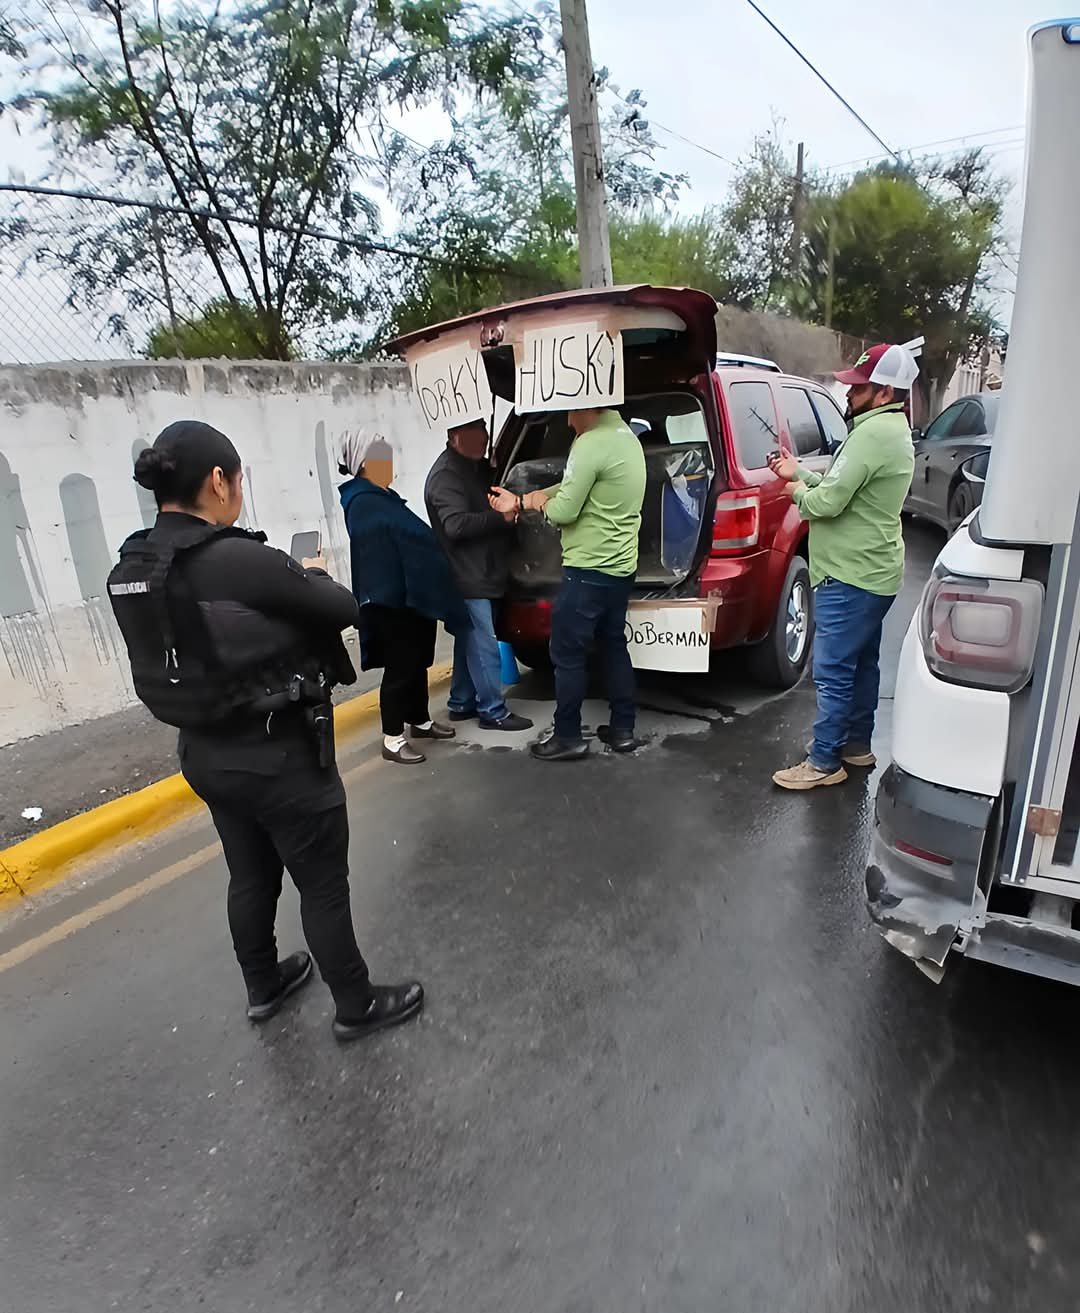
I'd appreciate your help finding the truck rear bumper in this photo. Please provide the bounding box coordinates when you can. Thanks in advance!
[869,767,1080,987]
[866,765,995,969]
[963,915,1080,988]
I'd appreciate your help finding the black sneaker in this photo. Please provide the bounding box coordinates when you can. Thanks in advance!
[448,709,478,722]
[598,725,641,754]
[246,951,313,1022]
[479,712,534,731]
[332,981,425,1042]
[530,735,590,762]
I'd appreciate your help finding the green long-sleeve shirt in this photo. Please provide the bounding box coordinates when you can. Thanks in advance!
[543,410,647,577]
[791,402,914,595]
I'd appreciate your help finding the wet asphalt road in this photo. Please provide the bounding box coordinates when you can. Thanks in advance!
[4,520,1080,1313]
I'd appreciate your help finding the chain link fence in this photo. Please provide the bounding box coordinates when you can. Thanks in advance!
[0,185,558,365]
[1,184,863,372]
[0,188,236,364]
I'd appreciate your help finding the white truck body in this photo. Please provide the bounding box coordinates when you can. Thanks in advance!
[867,19,1080,985]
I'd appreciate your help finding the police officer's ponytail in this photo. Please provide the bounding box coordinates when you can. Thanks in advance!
[135,420,241,509]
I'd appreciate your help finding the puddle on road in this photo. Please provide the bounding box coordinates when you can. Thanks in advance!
[437,661,787,755]
[445,696,729,755]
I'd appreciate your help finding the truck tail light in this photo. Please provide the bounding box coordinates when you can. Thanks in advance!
[918,574,1043,693]
[711,491,760,554]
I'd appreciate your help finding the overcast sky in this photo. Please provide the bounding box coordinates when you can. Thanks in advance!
[588,0,1041,215]
[0,0,1050,360]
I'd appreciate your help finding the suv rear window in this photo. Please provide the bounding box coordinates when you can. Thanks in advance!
[782,387,824,456]
[727,381,779,469]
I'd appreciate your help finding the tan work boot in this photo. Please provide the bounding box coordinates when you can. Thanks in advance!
[804,740,877,768]
[773,760,848,791]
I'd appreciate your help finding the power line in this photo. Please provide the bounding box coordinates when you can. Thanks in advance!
[743,0,899,161]
[605,86,736,168]
[645,117,736,168]
[822,138,1026,182]
[0,182,549,280]
[504,0,739,173]
[824,125,1024,172]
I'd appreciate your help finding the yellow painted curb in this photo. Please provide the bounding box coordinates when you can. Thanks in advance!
[0,663,453,907]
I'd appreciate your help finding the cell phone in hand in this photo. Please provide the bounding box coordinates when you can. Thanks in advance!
[290,530,321,564]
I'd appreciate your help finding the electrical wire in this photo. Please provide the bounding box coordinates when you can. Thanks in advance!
[825,126,1024,172]
[0,182,549,279]
[743,0,899,161]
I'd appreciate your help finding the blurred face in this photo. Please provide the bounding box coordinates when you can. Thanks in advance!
[844,383,893,420]
[449,421,489,460]
[207,465,244,526]
[567,408,605,436]
[364,457,394,489]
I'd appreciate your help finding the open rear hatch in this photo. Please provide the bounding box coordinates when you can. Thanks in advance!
[385,286,721,594]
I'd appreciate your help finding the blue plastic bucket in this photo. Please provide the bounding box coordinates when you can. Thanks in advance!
[498,641,520,686]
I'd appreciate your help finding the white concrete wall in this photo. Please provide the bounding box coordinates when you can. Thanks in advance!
[0,360,436,746]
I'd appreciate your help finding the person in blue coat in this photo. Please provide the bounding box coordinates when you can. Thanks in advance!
[338,432,466,765]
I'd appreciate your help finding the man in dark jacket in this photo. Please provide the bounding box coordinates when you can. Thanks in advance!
[424,420,533,732]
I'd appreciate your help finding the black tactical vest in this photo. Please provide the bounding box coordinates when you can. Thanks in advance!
[107,520,334,731]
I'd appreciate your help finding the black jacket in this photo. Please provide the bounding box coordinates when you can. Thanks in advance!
[424,447,514,600]
[110,512,358,738]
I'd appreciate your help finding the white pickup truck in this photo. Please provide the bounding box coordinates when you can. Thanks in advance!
[867,18,1080,986]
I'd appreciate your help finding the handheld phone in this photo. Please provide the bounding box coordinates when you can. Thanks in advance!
[290,529,321,563]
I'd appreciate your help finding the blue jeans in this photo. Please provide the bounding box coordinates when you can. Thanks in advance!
[550,567,636,742]
[449,598,509,723]
[810,579,895,771]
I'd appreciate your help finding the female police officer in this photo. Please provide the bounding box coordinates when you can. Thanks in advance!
[108,420,422,1041]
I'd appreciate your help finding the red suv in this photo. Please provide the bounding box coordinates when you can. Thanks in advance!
[389,286,849,687]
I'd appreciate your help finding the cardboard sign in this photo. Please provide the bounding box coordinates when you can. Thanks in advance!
[625,602,713,673]
[516,324,624,413]
[408,342,493,431]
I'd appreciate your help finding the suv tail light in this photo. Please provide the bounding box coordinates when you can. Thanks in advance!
[919,574,1043,693]
[711,491,760,554]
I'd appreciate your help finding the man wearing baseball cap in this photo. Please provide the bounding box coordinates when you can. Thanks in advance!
[767,341,918,790]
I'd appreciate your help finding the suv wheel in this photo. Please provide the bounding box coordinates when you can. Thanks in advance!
[748,556,814,688]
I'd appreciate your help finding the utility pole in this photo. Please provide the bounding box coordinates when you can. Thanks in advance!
[560,0,612,288]
[789,140,805,283]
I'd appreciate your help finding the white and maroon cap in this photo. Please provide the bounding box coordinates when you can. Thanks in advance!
[835,338,922,390]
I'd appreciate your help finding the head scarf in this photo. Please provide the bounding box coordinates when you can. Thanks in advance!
[338,430,375,477]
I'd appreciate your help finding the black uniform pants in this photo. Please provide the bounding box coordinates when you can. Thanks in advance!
[365,606,437,736]
[180,730,372,1017]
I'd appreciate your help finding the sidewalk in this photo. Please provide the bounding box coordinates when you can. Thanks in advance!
[1,631,454,848]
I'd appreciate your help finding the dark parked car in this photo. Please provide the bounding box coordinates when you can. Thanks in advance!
[905,391,998,532]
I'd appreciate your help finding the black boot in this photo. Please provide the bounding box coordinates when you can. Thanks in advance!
[598,725,641,754]
[333,981,425,1042]
[246,951,313,1022]
[530,735,589,762]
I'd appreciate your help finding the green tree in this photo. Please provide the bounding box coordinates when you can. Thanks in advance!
[371,29,687,343]
[3,0,545,357]
[145,298,282,359]
[803,151,1006,413]
[717,126,808,312]
[609,210,734,300]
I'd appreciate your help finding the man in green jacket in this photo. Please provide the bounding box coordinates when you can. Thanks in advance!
[769,342,918,791]
[492,407,646,761]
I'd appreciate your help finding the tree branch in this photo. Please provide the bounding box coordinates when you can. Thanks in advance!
[151,0,264,314]
[97,0,245,321]
[274,1,370,321]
